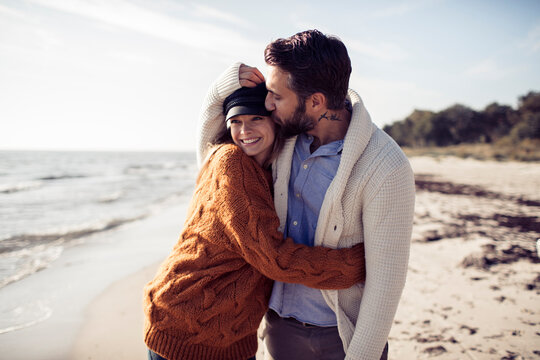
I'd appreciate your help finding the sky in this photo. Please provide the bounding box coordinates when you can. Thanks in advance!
[0,0,539,152]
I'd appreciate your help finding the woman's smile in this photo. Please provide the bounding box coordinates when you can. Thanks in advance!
[229,114,276,166]
[241,137,261,144]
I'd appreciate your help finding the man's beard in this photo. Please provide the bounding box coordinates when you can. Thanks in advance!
[272,98,315,139]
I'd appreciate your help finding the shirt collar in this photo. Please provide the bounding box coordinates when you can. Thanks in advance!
[298,133,344,156]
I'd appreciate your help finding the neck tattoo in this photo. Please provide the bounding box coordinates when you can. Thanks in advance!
[318,111,341,122]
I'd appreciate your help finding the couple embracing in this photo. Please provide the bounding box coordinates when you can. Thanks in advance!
[143,29,415,360]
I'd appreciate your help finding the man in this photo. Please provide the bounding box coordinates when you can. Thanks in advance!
[198,30,415,360]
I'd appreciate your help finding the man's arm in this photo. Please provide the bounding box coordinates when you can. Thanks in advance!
[196,62,241,166]
[206,147,366,289]
[196,63,264,166]
[346,160,415,360]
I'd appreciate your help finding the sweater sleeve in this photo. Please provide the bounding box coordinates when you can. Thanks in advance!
[196,62,243,167]
[213,147,365,290]
[345,159,415,360]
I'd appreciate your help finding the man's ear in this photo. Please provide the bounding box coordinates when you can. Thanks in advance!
[307,92,327,111]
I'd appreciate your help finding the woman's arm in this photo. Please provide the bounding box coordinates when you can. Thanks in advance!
[207,147,365,289]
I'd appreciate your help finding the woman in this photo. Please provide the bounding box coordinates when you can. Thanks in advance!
[143,64,366,360]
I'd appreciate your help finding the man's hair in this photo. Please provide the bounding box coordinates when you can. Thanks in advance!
[264,29,352,110]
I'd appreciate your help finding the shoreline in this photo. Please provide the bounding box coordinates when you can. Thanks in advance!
[0,201,189,360]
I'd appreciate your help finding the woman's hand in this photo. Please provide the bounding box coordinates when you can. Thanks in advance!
[239,64,265,87]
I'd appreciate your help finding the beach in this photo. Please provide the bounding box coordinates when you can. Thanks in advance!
[0,202,189,360]
[391,157,540,359]
[1,155,539,359]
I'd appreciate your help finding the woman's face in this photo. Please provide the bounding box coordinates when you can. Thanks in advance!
[228,114,276,166]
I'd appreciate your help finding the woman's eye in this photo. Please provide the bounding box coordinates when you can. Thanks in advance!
[230,119,240,124]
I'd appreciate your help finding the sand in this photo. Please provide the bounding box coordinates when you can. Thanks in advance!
[70,263,159,360]
[389,156,540,359]
[53,157,540,359]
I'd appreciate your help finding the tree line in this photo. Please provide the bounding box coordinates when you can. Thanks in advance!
[383,91,540,147]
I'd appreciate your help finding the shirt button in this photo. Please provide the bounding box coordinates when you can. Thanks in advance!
[296,193,300,198]
[293,221,298,226]
[303,164,308,169]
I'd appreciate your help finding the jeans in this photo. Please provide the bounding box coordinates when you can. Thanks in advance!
[147,349,255,360]
[147,350,167,360]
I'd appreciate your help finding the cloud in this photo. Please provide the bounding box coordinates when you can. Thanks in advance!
[370,2,417,18]
[0,3,27,20]
[34,28,63,49]
[190,3,250,28]
[370,0,442,18]
[521,22,540,52]
[108,50,156,65]
[346,39,409,62]
[465,59,506,80]
[26,0,261,56]
[350,74,446,126]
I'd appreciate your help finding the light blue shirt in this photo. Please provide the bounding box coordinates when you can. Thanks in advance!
[268,133,343,326]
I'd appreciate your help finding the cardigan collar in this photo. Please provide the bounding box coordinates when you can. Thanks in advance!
[272,88,377,234]
[331,89,376,188]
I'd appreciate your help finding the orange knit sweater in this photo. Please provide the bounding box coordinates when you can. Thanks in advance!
[143,144,365,360]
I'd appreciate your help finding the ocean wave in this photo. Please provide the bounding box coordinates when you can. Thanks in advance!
[0,215,148,289]
[97,191,123,203]
[124,161,189,174]
[0,300,52,335]
[37,174,87,181]
[0,180,43,194]
[125,164,162,174]
[0,215,146,255]
[0,243,64,288]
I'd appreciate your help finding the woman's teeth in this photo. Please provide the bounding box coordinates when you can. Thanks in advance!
[242,138,260,144]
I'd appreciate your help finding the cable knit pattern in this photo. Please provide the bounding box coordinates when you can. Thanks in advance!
[196,63,415,360]
[144,146,366,359]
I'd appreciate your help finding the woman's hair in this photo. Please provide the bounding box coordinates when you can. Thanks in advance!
[199,83,284,182]
[264,29,351,110]
[197,130,231,184]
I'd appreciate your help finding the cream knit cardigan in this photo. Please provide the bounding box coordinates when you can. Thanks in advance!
[197,63,416,360]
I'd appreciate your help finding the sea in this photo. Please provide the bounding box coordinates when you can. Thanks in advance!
[0,150,198,291]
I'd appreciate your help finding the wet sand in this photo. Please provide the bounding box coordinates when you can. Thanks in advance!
[0,202,188,360]
[70,263,159,360]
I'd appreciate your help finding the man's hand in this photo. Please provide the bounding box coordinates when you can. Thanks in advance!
[239,64,265,87]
